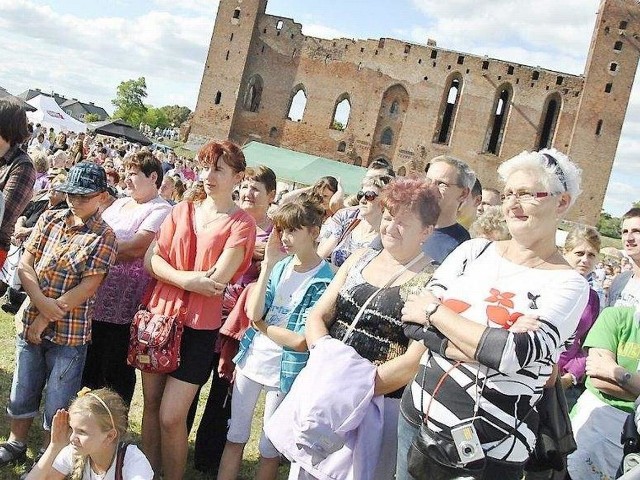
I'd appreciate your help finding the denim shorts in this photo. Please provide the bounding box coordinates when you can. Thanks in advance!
[7,336,87,430]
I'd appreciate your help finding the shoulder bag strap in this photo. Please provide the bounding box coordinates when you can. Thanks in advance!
[341,252,424,343]
[114,441,130,480]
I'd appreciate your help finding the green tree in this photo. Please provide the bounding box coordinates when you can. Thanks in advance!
[112,77,148,127]
[142,106,170,130]
[159,105,192,126]
[596,210,621,238]
[84,113,101,123]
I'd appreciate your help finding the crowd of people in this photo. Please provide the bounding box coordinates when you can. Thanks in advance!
[1,94,640,480]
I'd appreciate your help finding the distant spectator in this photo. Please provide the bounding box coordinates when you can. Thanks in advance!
[159,175,177,205]
[477,187,502,215]
[52,131,67,152]
[457,177,482,229]
[28,132,50,153]
[0,99,36,269]
[32,152,50,193]
[607,208,640,307]
[469,205,510,241]
[423,155,475,264]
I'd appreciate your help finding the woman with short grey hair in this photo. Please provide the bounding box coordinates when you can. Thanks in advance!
[382,148,588,480]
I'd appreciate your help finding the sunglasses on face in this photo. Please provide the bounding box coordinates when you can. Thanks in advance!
[357,190,379,202]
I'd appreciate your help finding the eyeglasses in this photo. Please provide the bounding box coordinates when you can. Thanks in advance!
[66,192,102,203]
[430,179,461,191]
[500,191,555,203]
[357,190,378,202]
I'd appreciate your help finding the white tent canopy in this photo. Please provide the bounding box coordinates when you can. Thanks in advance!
[26,94,86,133]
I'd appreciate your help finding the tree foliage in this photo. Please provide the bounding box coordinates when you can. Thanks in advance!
[111,78,191,130]
[142,107,170,130]
[159,105,191,126]
[597,210,621,239]
[112,77,148,127]
[84,113,101,123]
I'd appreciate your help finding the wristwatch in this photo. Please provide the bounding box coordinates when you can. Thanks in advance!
[618,369,633,387]
[424,302,441,326]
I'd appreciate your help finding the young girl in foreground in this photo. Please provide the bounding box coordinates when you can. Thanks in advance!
[26,388,153,479]
[217,198,335,480]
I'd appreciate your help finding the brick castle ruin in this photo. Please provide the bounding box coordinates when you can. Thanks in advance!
[187,0,640,223]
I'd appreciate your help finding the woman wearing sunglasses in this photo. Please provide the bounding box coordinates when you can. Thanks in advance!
[317,175,390,269]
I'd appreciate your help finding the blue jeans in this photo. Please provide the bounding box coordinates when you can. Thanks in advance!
[397,413,420,480]
[396,413,525,480]
[8,336,87,430]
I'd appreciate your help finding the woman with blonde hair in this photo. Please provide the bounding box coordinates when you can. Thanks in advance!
[24,388,153,479]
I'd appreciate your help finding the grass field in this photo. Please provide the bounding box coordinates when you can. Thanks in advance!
[0,312,289,479]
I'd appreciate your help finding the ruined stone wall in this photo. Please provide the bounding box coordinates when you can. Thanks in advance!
[191,0,640,223]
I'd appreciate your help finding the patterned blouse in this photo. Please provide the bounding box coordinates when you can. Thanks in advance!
[328,249,435,398]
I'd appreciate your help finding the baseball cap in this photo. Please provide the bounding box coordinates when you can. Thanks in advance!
[55,162,108,195]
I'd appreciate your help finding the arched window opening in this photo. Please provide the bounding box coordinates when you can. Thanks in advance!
[484,86,511,155]
[614,41,623,51]
[276,20,284,30]
[537,96,560,150]
[243,75,263,112]
[610,62,619,72]
[434,76,462,145]
[269,127,277,138]
[287,87,307,122]
[330,96,351,130]
[354,156,362,167]
[381,128,393,146]
[233,9,240,19]
[337,141,346,152]
[214,91,222,105]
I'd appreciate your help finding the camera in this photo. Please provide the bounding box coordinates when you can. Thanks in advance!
[450,423,485,464]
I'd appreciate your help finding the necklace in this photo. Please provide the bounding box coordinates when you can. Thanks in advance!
[199,204,237,229]
[503,241,559,270]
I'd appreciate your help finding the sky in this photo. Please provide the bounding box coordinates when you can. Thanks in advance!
[0,0,638,216]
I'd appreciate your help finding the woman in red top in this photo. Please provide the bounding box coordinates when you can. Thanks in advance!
[142,141,256,480]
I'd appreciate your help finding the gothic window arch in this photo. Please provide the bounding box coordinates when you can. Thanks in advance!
[243,74,263,112]
[434,73,463,145]
[484,84,512,155]
[330,94,351,130]
[536,93,561,150]
[287,85,307,122]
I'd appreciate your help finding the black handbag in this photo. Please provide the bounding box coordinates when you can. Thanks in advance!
[524,376,577,472]
[407,360,487,480]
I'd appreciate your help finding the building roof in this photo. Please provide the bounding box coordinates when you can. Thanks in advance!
[241,141,367,193]
[60,99,108,118]
[0,86,37,111]
[18,89,69,106]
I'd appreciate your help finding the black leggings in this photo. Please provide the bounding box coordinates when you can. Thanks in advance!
[186,351,232,474]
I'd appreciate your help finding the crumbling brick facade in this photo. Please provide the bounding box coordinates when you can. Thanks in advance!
[189,0,640,223]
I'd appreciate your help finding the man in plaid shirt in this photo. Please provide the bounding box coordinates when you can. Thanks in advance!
[0,162,117,467]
